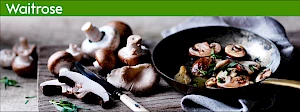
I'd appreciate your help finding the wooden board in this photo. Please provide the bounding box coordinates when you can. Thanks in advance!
[37,46,184,111]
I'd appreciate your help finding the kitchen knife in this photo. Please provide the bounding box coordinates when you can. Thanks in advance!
[74,62,149,112]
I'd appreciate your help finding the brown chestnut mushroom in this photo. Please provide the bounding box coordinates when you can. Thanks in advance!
[189,42,212,57]
[0,49,16,68]
[107,63,159,96]
[191,57,213,76]
[225,44,246,58]
[65,43,84,62]
[106,21,133,49]
[58,71,110,107]
[12,37,37,60]
[47,51,76,76]
[118,35,151,66]
[12,50,37,77]
[81,22,120,58]
[174,66,191,84]
[93,49,116,74]
[255,69,272,82]
[239,61,261,75]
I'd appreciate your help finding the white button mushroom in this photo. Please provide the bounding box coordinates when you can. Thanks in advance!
[65,43,84,62]
[107,63,159,96]
[13,36,37,60]
[118,35,151,66]
[81,22,120,58]
[12,50,37,77]
[0,49,16,68]
[47,51,76,76]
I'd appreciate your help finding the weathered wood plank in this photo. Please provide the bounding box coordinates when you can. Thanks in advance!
[38,46,184,111]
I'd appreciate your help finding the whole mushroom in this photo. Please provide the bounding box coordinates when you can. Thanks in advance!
[65,43,84,62]
[0,49,16,68]
[107,63,159,96]
[81,22,120,58]
[225,44,246,58]
[93,48,116,74]
[189,42,221,57]
[47,51,76,76]
[106,21,133,49]
[13,37,37,60]
[118,35,151,66]
[12,50,37,77]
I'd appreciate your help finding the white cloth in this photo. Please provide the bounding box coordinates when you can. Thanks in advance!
[161,16,294,111]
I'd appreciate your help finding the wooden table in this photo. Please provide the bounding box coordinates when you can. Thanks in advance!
[37,46,184,111]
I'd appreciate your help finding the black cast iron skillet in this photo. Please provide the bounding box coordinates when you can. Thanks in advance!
[152,26,300,99]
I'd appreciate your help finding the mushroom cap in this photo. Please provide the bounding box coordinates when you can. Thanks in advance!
[189,42,212,57]
[107,63,159,96]
[12,37,36,57]
[0,49,16,68]
[94,49,116,73]
[191,57,213,76]
[106,21,133,48]
[210,43,222,54]
[118,35,151,66]
[66,43,83,62]
[12,50,36,77]
[225,44,246,58]
[47,51,75,76]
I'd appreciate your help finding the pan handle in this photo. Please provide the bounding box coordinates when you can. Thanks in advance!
[261,78,300,89]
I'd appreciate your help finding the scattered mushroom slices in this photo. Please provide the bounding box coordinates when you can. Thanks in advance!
[175,42,272,89]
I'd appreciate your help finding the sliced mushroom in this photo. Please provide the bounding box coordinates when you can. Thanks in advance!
[81,22,120,58]
[47,51,76,76]
[239,61,261,75]
[65,43,84,62]
[107,63,159,96]
[0,49,16,68]
[227,68,238,77]
[205,77,217,88]
[12,37,37,60]
[225,44,246,58]
[174,66,191,84]
[118,35,151,66]
[40,79,73,96]
[93,49,116,73]
[209,43,222,54]
[217,71,250,88]
[255,69,272,82]
[58,71,110,107]
[12,50,37,77]
[191,57,213,76]
[214,59,231,70]
[189,42,212,57]
[106,21,133,49]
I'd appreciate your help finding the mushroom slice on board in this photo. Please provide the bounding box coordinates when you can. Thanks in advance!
[47,51,76,76]
[191,57,213,77]
[0,49,16,68]
[118,35,151,66]
[58,71,110,107]
[174,65,191,84]
[225,44,246,58]
[107,63,159,96]
[40,79,73,96]
[13,37,37,60]
[189,42,212,57]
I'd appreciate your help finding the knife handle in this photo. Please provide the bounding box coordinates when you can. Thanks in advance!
[120,94,149,112]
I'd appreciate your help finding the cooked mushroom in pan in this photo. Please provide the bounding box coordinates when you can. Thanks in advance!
[174,42,272,89]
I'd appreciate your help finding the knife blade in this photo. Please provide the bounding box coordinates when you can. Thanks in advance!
[74,62,149,112]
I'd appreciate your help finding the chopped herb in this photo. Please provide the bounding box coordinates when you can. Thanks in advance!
[227,62,238,68]
[49,99,90,112]
[210,48,222,59]
[25,100,29,104]
[217,77,225,83]
[249,65,256,71]
[0,77,21,89]
[25,96,37,99]
[193,83,198,87]
[198,70,208,75]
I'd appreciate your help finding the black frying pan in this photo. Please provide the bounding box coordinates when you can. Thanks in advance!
[152,26,300,98]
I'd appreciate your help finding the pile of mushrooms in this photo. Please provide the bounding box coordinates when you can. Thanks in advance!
[0,37,37,78]
[40,20,159,108]
[174,42,272,89]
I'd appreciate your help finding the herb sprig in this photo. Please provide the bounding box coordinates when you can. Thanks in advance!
[25,96,37,104]
[49,99,90,112]
[0,77,21,89]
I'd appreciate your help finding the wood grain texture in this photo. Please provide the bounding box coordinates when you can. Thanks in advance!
[37,46,184,111]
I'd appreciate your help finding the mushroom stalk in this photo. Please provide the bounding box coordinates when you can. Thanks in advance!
[81,22,104,42]
[20,37,30,50]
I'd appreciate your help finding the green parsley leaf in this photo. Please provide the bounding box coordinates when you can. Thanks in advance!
[227,62,238,68]
[0,77,21,89]
[198,70,207,75]
[249,65,255,71]
[50,99,90,112]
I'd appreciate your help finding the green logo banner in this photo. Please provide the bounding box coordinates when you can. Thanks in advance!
[1,0,300,16]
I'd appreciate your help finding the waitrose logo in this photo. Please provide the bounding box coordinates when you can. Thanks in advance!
[5,2,63,15]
